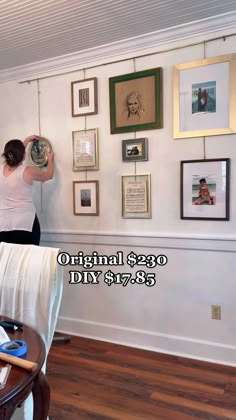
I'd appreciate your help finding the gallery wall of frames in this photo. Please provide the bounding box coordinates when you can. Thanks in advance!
[71,53,235,222]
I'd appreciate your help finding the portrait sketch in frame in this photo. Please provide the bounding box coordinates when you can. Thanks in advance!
[109,68,162,134]
[173,54,236,138]
[122,138,148,162]
[180,158,230,220]
[72,128,99,171]
[73,181,99,216]
[71,77,98,117]
[121,174,151,218]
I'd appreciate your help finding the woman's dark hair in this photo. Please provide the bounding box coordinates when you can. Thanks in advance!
[2,139,25,167]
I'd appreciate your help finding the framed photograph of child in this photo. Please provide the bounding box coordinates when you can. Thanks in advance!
[122,138,148,162]
[173,54,236,139]
[121,174,151,218]
[73,181,99,216]
[109,68,162,134]
[180,158,230,220]
[71,77,98,117]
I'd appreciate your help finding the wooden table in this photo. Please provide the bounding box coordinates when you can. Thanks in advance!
[0,317,50,420]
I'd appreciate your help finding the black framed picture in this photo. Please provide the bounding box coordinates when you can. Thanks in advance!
[180,158,230,220]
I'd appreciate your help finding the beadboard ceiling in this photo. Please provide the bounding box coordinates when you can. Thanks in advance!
[0,0,236,72]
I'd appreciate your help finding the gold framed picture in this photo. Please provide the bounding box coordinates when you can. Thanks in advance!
[173,54,236,138]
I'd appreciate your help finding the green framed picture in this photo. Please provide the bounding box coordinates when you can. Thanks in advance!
[109,68,163,134]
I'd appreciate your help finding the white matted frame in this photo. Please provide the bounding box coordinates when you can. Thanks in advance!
[121,174,151,218]
[71,77,98,117]
[180,158,230,220]
[173,54,236,139]
[72,128,99,171]
[73,181,99,216]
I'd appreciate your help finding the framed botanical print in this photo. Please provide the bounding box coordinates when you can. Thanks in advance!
[71,77,98,117]
[180,158,230,220]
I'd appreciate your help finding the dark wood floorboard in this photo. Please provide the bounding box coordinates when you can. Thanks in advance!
[46,334,236,419]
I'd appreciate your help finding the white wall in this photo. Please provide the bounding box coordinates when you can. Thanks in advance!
[0,21,236,365]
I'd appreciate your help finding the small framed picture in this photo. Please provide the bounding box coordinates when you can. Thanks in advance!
[109,68,162,134]
[122,138,148,162]
[180,158,230,220]
[72,128,99,171]
[121,174,151,218]
[71,77,98,117]
[73,181,99,216]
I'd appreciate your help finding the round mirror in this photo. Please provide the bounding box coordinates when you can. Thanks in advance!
[29,137,52,167]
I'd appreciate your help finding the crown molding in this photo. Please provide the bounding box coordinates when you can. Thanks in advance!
[0,11,235,83]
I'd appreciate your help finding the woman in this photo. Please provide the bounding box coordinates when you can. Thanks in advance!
[0,135,54,245]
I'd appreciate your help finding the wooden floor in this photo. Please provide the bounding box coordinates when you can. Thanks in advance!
[47,334,236,419]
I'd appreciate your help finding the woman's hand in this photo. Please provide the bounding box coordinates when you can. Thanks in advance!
[23,135,40,147]
[46,150,54,161]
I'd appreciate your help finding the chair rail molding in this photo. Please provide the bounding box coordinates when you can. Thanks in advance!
[41,230,236,253]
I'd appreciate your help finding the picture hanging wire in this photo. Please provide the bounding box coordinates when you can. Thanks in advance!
[203,40,207,160]
[36,79,43,214]
[83,68,87,131]
[19,33,236,85]
[133,57,137,177]
[83,67,87,181]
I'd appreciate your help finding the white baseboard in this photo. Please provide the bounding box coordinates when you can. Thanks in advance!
[56,316,236,367]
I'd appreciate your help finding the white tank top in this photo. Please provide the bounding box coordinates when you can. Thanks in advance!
[0,163,36,231]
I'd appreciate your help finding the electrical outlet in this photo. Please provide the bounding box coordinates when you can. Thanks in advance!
[211,305,221,320]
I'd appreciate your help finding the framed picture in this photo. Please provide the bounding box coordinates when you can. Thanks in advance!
[71,77,98,117]
[72,128,99,171]
[122,138,148,162]
[180,158,230,220]
[173,54,236,138]
[29,137,52,167]
[73,181,99,216]
[121,174,151,218]
[109,68,162,134]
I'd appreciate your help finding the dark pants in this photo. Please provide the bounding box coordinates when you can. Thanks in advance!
[0,215,41,246]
